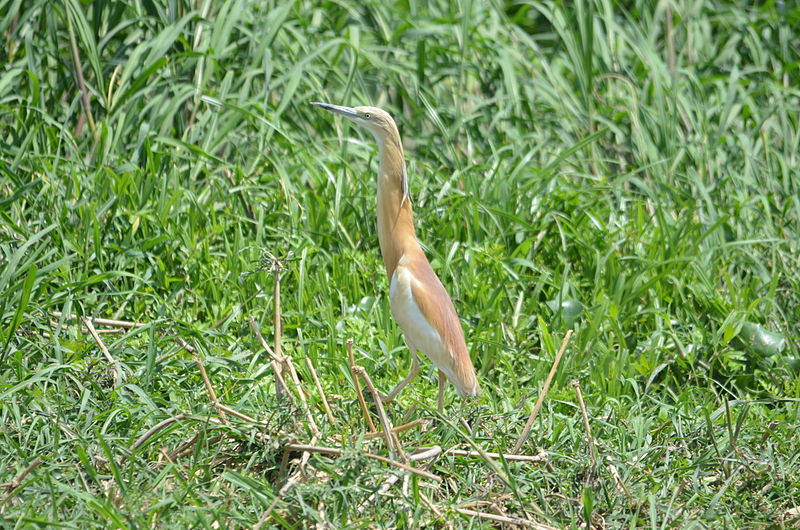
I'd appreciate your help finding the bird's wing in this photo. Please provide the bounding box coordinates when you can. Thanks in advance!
[389,254,479,397]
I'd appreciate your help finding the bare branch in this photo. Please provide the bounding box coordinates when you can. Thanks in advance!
[347,339,376,432]
[305,358,336,424]
[54,312,143,329]
[363,418,426,441]
[513,329,573,453]
[353,366,398,461]
[572,379,597,470]
[2,456,44,499]
[120,414,186,466]
[175,336,228,424]
[284,443,440,482]
[447,448,547,463]
[253,472,300,530]
[456,508,557,529]
[84,318,120,387]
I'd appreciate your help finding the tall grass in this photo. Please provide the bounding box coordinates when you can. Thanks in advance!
[1,0,798,526]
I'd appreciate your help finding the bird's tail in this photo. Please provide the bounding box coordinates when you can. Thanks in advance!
[453,363,480,398]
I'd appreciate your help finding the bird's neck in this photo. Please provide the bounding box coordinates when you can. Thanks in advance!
[375,137,420,281]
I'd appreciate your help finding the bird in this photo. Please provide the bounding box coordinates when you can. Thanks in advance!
[311,102,480,412]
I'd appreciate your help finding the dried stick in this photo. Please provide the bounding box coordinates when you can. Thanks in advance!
[248,317,281,361]
[419,492,448,524]
[271,260,290,392]
[50,321,125,335]
[408,445,442,462]
[120,414,185,466]
[283,356,320,436]
[305,358,336,423]
[447,448,547,463]
[167,431,203,461]
[298,434,319,470]
[1,456,43,499]
[347,339,376,432]
[273,260,282,357]
[364,418,426,441]
[253,472,300,530]
[270,360,290,400]
[353,366,398,461]
[170,434,226,463]
[84,318,120,387]
[456,508,557,529]
[363,446,442,507]
[249,317,288,397]
[513,329,573,454]
[435,416,510,485]
[284,443,440,482]
[54,312,143,329]
[215,403,268,425]
[278,446,291,477]
[364,474,401,508]
[608,462,633,499]
[175,337,228,424]
[459,417,474,437]
[400,402,419,425]
[572,379,596,469]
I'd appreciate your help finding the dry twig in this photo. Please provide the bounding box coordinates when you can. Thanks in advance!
[249,317,288,397]
[83,318,120,387]
[167,430,204,461]
[572,379,597,470]
[608,461,633,499]
[363,446,442,508]
[284,443,440,482]
[363,418,426,441]
[215,403,267,425]
[50,320,125,334]
[53,312,143,329]
[65,7,95,136]
[408,445,442,462]
[456,508,557,529]
[247,317,280,361]
[121,414,185,466]
[253,472,300,530]
[271,260,289,396]
[419,492,448,526]
[305,358,336,423]
[347,339,376,432]
[448,448,547,463]
[513,329,573,453]
[284,356,320,435]
[1,456,44,501]
[353,365,398,461]
[175,337,228,424]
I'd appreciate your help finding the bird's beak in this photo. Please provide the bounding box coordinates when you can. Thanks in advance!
[311,102,360,121]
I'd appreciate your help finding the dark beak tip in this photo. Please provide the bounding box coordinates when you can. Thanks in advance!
[310,101,358,119]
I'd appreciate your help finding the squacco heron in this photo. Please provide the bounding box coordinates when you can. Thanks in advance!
[312,102,480,412]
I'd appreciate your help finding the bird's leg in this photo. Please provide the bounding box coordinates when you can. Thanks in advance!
[382,350,420,405]
[437,370,446,413]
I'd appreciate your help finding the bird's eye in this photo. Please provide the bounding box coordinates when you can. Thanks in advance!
[363,113,371,119]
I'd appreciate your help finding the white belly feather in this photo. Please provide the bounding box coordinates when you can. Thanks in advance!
[389,261,453,375]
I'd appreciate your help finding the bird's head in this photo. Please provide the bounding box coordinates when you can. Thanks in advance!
[311,102,400,149]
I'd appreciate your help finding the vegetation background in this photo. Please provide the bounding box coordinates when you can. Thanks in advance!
[1,0,798,527]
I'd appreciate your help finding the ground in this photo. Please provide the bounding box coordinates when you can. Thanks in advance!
[1,0,799,527]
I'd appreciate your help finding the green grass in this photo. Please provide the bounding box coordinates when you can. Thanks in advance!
[1,0,799,527]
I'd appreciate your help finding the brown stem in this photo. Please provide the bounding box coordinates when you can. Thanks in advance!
[513,329,573,454]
